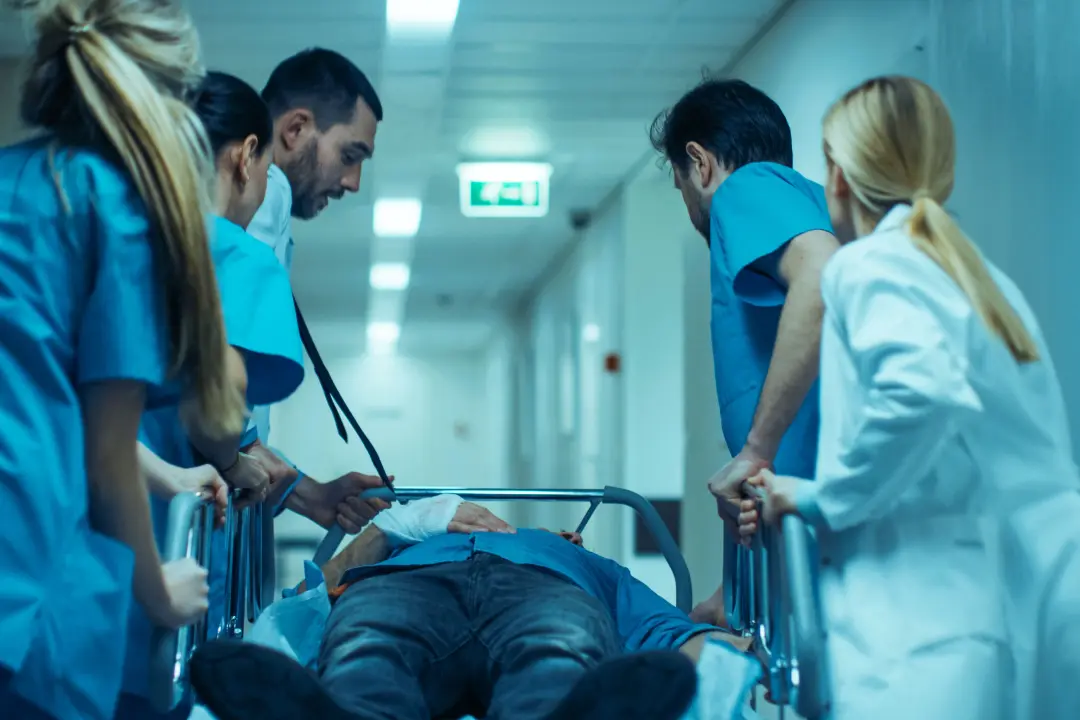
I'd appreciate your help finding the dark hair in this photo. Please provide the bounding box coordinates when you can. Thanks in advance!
[192,71,273,157]
[650,78,793,172]
[261,48,383,130]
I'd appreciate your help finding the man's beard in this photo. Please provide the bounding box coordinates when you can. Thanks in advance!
[284,141,322,220]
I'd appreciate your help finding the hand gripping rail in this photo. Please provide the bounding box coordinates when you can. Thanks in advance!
[311,486,694,613]
[149,492,273,713]
[724,513,830,719]
[148,492,212,713]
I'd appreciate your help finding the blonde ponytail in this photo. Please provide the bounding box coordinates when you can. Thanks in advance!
[16,0,246,438]
[907,196,1038,363]
[824,75,1040,365]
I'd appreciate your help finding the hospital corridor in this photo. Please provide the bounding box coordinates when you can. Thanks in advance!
[1,0,1079,718]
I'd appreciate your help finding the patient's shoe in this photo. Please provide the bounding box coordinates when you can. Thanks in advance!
[189,639,356,720]
[543,650,698,720]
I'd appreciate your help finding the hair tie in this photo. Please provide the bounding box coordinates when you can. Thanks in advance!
[69,22,94,38]
[912,189,934,203]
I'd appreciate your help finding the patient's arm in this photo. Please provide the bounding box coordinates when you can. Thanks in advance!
[310,499,515,591]
[319,526,392,590]
[678,631,753,663]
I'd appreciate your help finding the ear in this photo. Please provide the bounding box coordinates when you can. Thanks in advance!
[223,141,245,182]
[827,159,851,200]
[238,134,259,184]
[279,108,315,152]
[684,141,714,187]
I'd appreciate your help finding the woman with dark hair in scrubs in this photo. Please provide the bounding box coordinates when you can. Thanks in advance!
[116,71,306,719]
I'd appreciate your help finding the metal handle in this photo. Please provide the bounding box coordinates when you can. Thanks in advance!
[148,492,212,713]
[721,487,830,719]
[782,514,829,719]
[310,486,693,612]
[600,486,692,612]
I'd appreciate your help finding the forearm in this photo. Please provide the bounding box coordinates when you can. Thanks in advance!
[746,276,825,461]
[320,525,391,589]
[242,439,306,515]
[281,474,320,518]
[679,631,752,662]
[138,442,181,499]
[181,347,247,470]
[186,419,242,471]
[88,441,168,611]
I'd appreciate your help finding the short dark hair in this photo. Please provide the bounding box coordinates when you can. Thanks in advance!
[650,78,793,172]
[261,48,384,130]
[192,71,273,157]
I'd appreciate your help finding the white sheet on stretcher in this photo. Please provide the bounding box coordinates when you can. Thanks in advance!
[228,561,762,720]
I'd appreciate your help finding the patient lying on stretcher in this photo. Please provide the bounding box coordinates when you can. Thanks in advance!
[189,495,758,720]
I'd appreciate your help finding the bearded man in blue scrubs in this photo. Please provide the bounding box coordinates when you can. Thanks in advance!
[650,79,839,613]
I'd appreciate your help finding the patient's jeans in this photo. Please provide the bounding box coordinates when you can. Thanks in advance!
[318,553,620,720]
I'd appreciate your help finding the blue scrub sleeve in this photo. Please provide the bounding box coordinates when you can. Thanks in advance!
[77,183,174,397]
[713,163,833,307]
[212,217,304,407]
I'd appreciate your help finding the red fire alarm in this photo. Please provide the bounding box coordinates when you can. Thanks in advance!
[604,352,621,373]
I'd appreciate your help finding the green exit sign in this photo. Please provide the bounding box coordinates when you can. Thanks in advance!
[457,163,552,218]
[469,180,541,209]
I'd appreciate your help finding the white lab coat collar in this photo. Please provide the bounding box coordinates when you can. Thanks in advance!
[872,203,913,235]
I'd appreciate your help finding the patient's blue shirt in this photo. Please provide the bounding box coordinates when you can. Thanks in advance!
[338,529,717,653]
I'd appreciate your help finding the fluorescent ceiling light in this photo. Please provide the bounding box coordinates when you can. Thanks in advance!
[582,323,601,343]
[369,262,411,291]
[367,339,397,356]
[386,0,459,36]
[461,127,549,157]
[367,321,401,344]
[374,198,422,238]
[455,162,554,219]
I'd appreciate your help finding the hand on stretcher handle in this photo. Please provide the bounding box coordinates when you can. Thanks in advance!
[741,481,768,501]
[149,492,214,713]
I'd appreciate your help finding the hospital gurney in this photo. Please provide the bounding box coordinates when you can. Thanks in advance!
[149,484,693,712]
[724,505,831,719]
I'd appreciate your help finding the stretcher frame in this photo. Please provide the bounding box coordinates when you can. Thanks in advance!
[149,491,277,712]
[724,514,832,719]
[149,485,692,712]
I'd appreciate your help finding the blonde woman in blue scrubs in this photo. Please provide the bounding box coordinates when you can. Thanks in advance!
[0,2,248,719]
[117,71,306,720]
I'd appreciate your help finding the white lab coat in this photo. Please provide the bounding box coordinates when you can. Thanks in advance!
[799,205,1080,719]
[245,163,295,444]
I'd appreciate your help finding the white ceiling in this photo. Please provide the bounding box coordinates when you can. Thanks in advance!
[0,0,789,353]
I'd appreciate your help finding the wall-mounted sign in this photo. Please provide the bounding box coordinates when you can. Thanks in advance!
[456,162,553,218]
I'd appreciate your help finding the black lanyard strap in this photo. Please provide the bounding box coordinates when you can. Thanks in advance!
[293,299,395,496]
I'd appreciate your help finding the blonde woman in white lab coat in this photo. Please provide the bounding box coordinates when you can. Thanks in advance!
[731,75,1080,719]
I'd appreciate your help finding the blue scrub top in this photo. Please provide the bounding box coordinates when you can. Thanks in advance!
[708,162,831,477]
[0,139,174,720]
[122,216,304,700]
[212,216,304,407]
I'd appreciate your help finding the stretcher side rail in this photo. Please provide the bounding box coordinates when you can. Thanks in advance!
[150,493,271,713]
[149,492,213,713]
[312,486,693,613]
[724,514,830,719]
[781,514,829,719]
